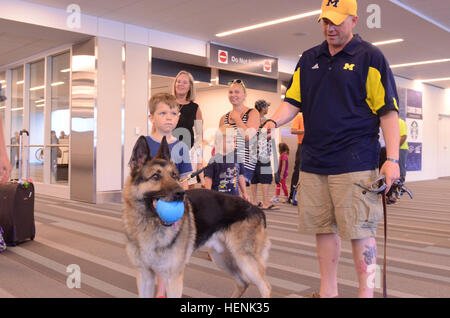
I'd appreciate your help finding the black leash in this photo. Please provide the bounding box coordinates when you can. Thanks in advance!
[381,191,388,298]
[355,176,413,298]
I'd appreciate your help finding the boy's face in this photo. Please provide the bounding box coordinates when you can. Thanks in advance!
[149,102,179,135]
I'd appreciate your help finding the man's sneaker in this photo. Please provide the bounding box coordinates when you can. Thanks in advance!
[270,196,279,203]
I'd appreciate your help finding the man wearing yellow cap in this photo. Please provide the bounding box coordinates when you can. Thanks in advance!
[263,0,400,298]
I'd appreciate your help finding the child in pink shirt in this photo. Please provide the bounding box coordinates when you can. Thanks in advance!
[272,143,290,203]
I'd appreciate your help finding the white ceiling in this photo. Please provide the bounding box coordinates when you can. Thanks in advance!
[3,0,450,88]
[0,18,90,67]
[397,0,450,30]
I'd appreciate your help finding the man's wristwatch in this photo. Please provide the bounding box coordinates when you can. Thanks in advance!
[263,119,278,128]
[386,158,399,164]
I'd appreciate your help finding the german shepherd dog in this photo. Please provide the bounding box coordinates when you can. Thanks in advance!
[122,136,271,298]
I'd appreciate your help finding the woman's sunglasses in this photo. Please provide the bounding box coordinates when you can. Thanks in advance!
[228,79,246,89]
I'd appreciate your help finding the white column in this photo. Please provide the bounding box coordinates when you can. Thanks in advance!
[96,37,124,195]
[123,43,150,182]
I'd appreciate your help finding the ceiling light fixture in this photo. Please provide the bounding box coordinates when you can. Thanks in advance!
[391,58,450,69]
[51,81,65,87]
[30,85,45,91]
[60,68,71,73]
[417,77,450,83]
[216,9,321,37]
[372,39,404,46]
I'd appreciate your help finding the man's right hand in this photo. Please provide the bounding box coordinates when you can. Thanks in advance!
[260,120,276,139]
[261,120,276,130]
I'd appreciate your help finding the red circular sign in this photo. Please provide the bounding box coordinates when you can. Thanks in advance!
[264,60,271,72]
[219,51,228,63]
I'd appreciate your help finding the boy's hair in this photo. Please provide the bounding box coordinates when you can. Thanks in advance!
[279,142,290,155]
[173,71,196,102]
[148,93,179,115]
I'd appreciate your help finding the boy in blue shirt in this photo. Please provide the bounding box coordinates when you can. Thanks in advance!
[204,127,248,201]
[146,93,193,190]
[143,92,193,298]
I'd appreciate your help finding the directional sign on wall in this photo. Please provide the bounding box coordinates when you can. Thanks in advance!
[207,42,278,79]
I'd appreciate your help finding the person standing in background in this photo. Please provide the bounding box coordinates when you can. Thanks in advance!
[288,113,305,205]
[398,118,408,182]
[272,143,290,203]
[219,79,260,185]
[251,100,276,210]
[173,71,204,188]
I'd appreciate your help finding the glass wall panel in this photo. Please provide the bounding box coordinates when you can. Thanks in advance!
[50,52,70,184]
[10,66,24,179]
[29,59,45,183]
[0,71,5,145]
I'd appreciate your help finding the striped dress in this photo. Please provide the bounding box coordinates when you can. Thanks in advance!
[224,109,257,180]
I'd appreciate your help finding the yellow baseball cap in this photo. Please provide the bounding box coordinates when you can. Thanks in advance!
[318,0,358,25]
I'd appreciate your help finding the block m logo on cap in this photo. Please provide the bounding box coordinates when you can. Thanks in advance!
[327,0,340,8]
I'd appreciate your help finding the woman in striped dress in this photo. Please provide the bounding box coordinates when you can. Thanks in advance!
[219,79,260,186]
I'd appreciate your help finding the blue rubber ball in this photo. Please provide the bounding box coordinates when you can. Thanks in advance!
[155,200,184,223]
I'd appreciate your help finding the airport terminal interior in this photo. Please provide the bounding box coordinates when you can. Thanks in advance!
[0,0,449,298]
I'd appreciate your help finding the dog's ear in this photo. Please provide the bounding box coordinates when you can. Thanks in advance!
[129,136,152,172]
[156,136,171,161]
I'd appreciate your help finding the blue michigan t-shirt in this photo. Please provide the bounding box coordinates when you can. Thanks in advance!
[204,152,245,196]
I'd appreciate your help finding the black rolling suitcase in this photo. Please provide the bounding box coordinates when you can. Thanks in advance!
[0,129,35,246]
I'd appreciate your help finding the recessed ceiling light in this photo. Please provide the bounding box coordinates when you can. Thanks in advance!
[30,85,45,91]
[391,58,450,69]
[216,9,321,37]
[417,77,450,83]
[372,39,404,46]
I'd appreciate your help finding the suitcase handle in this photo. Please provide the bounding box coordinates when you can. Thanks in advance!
[18,129,30,182]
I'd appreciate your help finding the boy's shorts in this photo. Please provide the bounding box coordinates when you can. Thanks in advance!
[251,162,273,185]
[297,170,382,240]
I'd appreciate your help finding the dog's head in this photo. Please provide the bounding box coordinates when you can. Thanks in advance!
[127,136,185,215]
